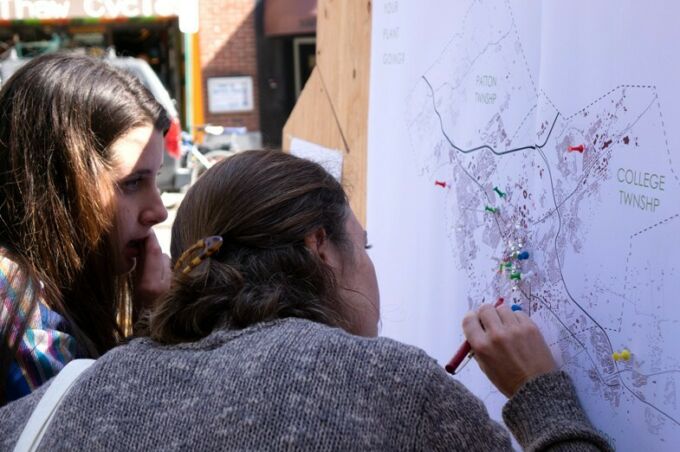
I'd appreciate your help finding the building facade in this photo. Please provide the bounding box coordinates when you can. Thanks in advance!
[0,0,317,147]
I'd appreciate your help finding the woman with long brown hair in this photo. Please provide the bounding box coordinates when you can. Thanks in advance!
[2,150,610,450]
[0,52,170,405]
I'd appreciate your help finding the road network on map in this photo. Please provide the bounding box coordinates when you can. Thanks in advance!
[404,0,680,441]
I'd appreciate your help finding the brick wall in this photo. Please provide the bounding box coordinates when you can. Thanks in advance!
[199,0,259,131]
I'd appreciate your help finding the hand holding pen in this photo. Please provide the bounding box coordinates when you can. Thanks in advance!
[445,298,505,374]
[446,298,557,397]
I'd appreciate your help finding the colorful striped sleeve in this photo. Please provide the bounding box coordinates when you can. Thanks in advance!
[0,251,80,402]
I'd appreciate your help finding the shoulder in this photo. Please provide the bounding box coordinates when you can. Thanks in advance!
[260,319,455,401]
[288,321,513,449]
[123,317,432,357]
[0,378,49,448]
[0,248,81,401]
[268,318,440,373]
[108,318,443,388]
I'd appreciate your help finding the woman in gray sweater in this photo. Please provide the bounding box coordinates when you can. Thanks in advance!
[0,150,611,451]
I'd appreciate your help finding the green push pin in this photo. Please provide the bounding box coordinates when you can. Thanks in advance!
[493,186,506,198]
[509,272,521,281]
[485,205,499,214]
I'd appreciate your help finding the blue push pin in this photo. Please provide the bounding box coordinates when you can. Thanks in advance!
[511,304,523,312]
[517,251,530,261]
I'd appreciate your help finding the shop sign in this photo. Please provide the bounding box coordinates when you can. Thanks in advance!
[207,76,254,114]
[0,0,182,21]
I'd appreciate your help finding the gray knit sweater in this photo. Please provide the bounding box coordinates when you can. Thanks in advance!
[0,318,610,451]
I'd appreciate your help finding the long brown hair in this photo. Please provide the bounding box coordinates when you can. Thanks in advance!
[0,52,169,404]
[150,150,352,344]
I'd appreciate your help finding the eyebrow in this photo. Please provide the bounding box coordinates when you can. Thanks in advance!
[121,169,154,179]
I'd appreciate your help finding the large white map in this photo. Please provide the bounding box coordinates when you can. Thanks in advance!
[368,1,680,449]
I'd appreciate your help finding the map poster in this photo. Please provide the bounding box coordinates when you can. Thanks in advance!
[368,1,680,449]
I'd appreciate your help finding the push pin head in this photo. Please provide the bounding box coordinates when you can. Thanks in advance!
[493,186,506,198]
[620,349,631,361]
[435,180,447,188]
[485,205,499,214]
[509,272,521,281]
[568,144,585,153]
[612,352,621,361]
[517,251,530,260]
[511,304,523,312]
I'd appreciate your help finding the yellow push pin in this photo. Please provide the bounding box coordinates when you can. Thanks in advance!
[620,349,631,361]
[612,352,621,361]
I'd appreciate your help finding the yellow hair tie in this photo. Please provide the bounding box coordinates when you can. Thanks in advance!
[174,236,224,274]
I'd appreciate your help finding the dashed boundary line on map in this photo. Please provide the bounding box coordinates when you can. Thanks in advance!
[508,103,537,144]
[422,1,478,76]
[505,0,537,95]
[503,0,563,117]
[539,89,563,117]
[623,213,680,293]
[543,82,680,189]
[422,76,560,156]
[565,84,656,120]
[537,145,680,426]
[533,86,660,226]
[655,96,680,186]
[419,2,680,425]
[631,213,680,238]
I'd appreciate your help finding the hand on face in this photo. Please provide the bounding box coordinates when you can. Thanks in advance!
[462,303,556,398]
[132,230,171,310]
[110,124,169,307]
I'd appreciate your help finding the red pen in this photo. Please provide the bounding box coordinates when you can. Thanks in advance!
[445,297,504,374]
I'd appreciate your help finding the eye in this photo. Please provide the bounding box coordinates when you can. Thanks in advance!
[120,177,142,192]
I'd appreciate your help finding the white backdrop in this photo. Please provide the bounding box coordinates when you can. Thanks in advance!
[368,1,680,450]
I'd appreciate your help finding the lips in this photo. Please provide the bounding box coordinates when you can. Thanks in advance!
[124,238,145,259]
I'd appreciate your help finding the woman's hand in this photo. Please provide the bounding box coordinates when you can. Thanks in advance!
[132,230,171,310]
[462,303,556,398]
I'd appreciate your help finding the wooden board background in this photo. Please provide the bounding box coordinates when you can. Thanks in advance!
[282,0,372,225]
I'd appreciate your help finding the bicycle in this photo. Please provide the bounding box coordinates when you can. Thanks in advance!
[181,125,248,186]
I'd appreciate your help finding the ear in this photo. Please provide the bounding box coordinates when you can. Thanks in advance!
[304,227,333,264]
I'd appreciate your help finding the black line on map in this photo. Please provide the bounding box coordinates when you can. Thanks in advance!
[419,5,680,423]
[533,89,658,226]
[519,288,617,386]
[537,147,680,426]
[423,75,559,156]
[609,368,680,379]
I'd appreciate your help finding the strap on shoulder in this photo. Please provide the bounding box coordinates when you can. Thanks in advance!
[13,358,95,452]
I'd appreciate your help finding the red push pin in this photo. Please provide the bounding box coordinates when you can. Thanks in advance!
[568,144,585,153]
[434,180,448,188]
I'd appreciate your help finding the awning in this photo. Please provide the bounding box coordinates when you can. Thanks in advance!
[264,0,317,37]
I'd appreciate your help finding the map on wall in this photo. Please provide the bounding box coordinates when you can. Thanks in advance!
[368,1,680,449]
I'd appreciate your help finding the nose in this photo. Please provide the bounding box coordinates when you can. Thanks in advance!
[140,189,168,227]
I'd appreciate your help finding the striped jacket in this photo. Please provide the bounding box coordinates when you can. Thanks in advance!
[0,249,80,402]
